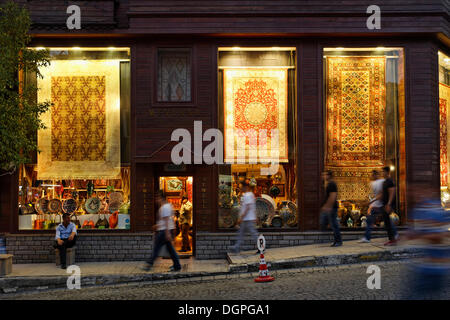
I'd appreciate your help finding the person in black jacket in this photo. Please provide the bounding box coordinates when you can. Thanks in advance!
[320,170,343,247]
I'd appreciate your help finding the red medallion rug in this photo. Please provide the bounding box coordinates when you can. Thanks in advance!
[223,69,288,163]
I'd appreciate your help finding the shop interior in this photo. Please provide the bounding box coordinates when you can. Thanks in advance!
[158,176,194,256]
[217,47,299,229]
[17,47,131,230]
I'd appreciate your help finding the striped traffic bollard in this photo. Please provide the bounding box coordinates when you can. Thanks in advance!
[254,234,274,282]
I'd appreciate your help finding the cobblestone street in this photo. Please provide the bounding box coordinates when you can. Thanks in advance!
[3,261,449,300]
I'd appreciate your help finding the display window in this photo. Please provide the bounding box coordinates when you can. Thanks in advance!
[439,51,450,207]
[18,47,131,231]
[323,47,405,228]
[217,47,298,229]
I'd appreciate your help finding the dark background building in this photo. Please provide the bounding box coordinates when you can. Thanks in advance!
[0,0,449,262]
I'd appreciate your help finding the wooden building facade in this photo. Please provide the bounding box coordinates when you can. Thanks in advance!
[0,0,449,261]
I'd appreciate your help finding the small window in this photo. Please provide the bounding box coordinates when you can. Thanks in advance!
[157,48,192,102]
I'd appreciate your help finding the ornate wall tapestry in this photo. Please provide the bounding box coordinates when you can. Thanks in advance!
[37,60,121,179]
[158,49,191,102]
[223,69,288,163]
[440,83,450,187]
[326,56,386,167]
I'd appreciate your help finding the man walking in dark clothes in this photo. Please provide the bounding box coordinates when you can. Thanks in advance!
[382,166,398,246]
[320,170,343,247]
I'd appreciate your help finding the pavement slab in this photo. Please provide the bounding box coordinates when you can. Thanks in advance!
[0,237,423,295]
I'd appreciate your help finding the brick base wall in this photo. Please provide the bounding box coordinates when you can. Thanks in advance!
[5,231,388,263]
[195,231,388,259]
[5,233,153,264]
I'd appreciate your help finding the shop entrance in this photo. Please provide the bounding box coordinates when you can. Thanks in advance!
[158,176,194,257]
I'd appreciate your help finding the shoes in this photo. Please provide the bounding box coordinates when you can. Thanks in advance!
[358,237,371,243]
[141,263,153,271]
[330,242,343,247]
[384,240,397,246]
[61,264,67,269]
[169,265,181,272]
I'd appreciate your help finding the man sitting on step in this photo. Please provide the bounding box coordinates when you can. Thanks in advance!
[54,213,77,269]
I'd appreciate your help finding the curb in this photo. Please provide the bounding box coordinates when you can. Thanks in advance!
[0,247,423,295]
[229,247,423,273]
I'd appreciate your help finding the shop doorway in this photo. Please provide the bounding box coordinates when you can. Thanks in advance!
[158,176,194,258]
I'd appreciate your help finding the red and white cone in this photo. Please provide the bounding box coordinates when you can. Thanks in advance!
[254,252,275,282]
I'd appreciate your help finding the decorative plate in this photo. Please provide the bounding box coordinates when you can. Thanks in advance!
[271,216,283,228]
[255,197,275,222]
[48,199,62,213]
[261,194,276,210]
[109,200,121,213]
[109,192,123,204]
[35,198,49,214]
[269,185,281,198]
[63,198,77,214]
[85,197,101,214]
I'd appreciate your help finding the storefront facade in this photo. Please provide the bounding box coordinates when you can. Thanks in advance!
[0,0,449,262]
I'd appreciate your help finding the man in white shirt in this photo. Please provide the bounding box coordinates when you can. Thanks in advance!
[142,190,181,272]
[230,181,259,254]
[359,170,384,243]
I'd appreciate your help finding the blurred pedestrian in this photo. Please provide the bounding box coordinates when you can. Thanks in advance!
[381,166,398,246]
[320,170,343,247]
[230,180,258,254]
[359,170,384,243]
[142,190,181,272]
[401,184,450,299]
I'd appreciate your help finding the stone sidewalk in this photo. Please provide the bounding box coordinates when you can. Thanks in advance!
[0,238,423,295]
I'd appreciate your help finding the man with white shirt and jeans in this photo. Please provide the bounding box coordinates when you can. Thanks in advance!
[230,181,259,254]
[359,170,385,243]
[142,190,181,272]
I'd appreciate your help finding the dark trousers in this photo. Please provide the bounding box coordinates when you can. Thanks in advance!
[320,208,342,243]
[54,236,77,266]
[147,230,181,269]
[181,223,191,251]
[382,207,396,241]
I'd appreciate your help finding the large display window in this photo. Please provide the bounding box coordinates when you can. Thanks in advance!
[323,47,404,228]
[217,47,298,229]
[439,51,450,207]
[18,47,131,230]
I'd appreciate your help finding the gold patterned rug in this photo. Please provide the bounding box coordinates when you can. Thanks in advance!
[37,60,121,180]
[326,56,386,167]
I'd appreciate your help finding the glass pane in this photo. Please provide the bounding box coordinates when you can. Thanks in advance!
[439,51,450,206]
[323,47,404,229]
[217,48,298,229]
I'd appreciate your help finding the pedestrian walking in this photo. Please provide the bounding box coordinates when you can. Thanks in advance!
[359,170,385,243]
[401,184,450,299]
[142,190,181,272]
[381,166,398,246]
[320,170,343,247]
[53,213,77,269]
[230,180,259,254]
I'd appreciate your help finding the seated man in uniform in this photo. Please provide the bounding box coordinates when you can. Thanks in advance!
[53,213,77,269]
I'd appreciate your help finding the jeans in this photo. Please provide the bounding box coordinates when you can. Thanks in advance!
[364,207,383,241]
[232,220,258,252]
[382,207,397,241]
[54,236,77,266]
[320,208,342,243]
[365,207,398,241]
[147,230,181,269]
